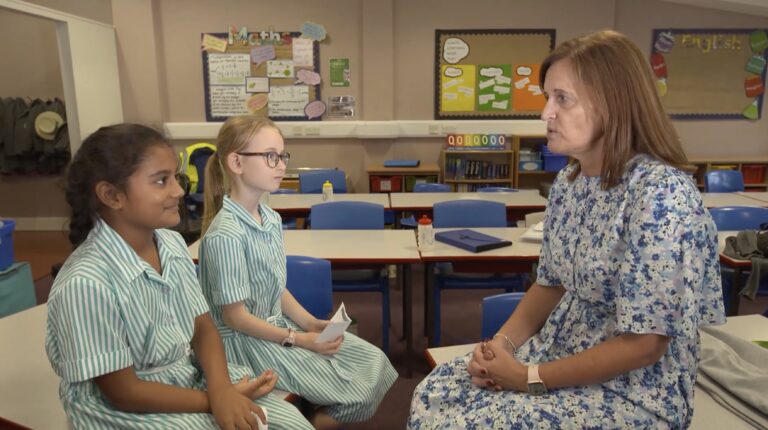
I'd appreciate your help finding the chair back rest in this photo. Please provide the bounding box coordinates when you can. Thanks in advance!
[477,187,518,193]
[299,170,347,194]
[414,183,451,193]
[705,170,745,192]
[433,200,507,228]
[286,255,333,319]
[481,292,525,339]
[708,206,768,231]
[310,201,385,229]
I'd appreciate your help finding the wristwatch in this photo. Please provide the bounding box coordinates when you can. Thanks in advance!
[280,328,295,347]
[527,364,547,395]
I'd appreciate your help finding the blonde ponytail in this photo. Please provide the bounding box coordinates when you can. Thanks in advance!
[201,151,226,236]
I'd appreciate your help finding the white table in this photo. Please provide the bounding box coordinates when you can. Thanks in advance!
[737,191,768,205]
[425,314,768,430]
[265,193,390,216]
[700,192,768,208]
[389,191,547,211]
[0,304,291,429]
[422,228,541,347]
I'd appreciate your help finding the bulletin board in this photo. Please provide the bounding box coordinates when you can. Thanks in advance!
[650,29,768,120]
[201,31,321,122]
[434,29,556,120]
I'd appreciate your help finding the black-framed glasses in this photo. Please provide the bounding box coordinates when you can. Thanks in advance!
[236,151,291,168]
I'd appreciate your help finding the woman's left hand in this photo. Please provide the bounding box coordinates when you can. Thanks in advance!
[471,338,527,392]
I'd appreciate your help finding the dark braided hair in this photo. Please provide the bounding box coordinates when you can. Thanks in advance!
[64,124,171,248]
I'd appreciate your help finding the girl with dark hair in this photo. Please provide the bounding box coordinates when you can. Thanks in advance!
[45,123,308,429]
[410,30,725,429]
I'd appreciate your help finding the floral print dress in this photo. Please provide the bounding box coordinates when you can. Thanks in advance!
[409,155,726,429]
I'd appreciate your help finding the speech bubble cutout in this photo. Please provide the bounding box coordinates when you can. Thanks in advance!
[480,67,503,77]
[251,45,276,67]
[301,22,327,41]
[443,38,469,64]
[305,100,327,119]
[247,94,268,113]
[516,66,532,77]
[444,67,463,78]
[296,69,322,85]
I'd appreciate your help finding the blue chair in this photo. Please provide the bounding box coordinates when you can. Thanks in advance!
[477,187,518,192]
[286,255,333,320]
[187,147,216,206]
[481,292,525,339]
[430,200,526,345]
[400,183,452,228]
[299,170,347,194]
[708,206,768,231]
[705,170,745,192]
[709,206,768,314]
[310,201,391,353]
[271,188,298,229]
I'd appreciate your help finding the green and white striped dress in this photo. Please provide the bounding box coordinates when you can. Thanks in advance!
[45,219,311,429]
[199,196,397,423]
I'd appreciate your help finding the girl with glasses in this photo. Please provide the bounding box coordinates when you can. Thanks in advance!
[198,116,397,430]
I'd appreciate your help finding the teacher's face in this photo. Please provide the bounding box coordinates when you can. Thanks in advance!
[541,59,602,173]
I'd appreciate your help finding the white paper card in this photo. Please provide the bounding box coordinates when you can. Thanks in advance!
[491,100,508,109]
[494,85,510,94]
[514,77,530,89]
[442,79,459,89]
[292,38,314,67]
[315,302,351,343]
[208,54,251,85]
[478,79,495,89]
[495,75,512,85]
[457,86,474,96]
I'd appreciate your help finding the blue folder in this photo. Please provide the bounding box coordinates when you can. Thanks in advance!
[435,229,512,253]
[383,159,420,167]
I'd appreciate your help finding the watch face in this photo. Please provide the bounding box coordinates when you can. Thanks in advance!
[529,383,547,396]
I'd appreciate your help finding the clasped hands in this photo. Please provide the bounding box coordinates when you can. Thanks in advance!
[466,335,527,392]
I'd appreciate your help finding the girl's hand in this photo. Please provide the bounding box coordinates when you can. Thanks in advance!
[473,339,528,392]
[208,385,267,430]
[296,332,343,355]
[234,370,278,400]
[308,319,330,333]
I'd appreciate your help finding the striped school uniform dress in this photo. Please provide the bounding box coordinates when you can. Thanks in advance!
[199,196,397,423]
[45,219,311,429]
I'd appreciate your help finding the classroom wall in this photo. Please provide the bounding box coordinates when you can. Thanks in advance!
[5,0,768,225]
[615,0,768,158]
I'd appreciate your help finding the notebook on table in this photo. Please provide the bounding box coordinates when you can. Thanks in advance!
[435,229,512,253]
[383,159,420,167]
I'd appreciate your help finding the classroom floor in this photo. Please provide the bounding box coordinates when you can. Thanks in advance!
[12,230,768,429]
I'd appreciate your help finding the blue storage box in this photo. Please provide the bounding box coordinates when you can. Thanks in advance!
[0,219,15,271]
[543,154,569,172]
[0,262,35,318]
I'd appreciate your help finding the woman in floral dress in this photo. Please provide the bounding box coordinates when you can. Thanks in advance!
[409,30,726,430]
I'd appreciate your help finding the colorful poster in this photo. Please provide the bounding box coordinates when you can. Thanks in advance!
[477,65,511,111]
[512,64,546,111]
[441,64,476,112]
[330,58,350,87]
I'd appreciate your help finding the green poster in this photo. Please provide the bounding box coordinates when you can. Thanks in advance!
[476,64,512,112]
[330,58,350,87]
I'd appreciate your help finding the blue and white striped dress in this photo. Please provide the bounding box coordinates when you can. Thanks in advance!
[199,196,397,423]
[46,219,311,429]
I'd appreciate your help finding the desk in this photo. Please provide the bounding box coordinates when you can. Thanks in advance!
[389,191,547,223]
[738,191,768,205]
[424,314,768,430]
[266,193,391,216]
[700,193,768,208]
[421,228,541,347]
[0,304,291,429]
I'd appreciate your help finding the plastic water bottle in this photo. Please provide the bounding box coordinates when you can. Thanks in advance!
[417,215,434,249]
[322,180,334,202]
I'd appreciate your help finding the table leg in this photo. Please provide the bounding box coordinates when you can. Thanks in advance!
[402,263,413,378]
[425,262,436,348]
[728,267,742,316]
